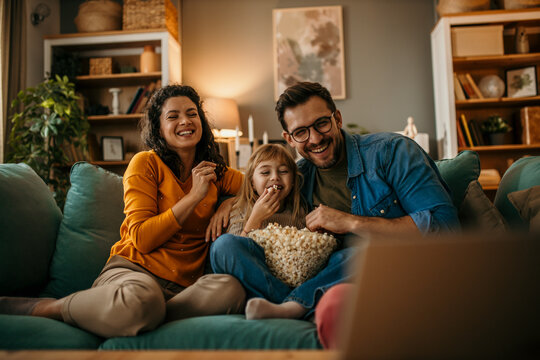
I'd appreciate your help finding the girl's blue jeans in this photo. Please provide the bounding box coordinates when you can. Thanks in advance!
[209,233,356,318]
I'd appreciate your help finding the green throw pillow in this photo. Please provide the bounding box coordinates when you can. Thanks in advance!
[494,156,540,229]
[0,163,62,295]
[41,162,125,298]
[435,150,481,209]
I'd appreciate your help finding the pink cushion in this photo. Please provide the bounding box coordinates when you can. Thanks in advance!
[314,283,353,349]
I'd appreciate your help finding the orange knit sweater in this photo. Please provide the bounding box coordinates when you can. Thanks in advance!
[110,151,243,287]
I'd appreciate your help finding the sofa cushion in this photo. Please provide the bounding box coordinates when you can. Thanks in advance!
[0,314,102,349]
[494,156,540,229]
[508,185,540,232]
[100,315,320,350]
[0,163,62,296]
[459,180,506,231]
[434,150,480,209]
[41,162,125,299]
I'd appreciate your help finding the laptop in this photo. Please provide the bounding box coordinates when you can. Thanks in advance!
[338,232,540,359]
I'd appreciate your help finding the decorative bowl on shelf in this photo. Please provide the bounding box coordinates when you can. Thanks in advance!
[479,75,506,98]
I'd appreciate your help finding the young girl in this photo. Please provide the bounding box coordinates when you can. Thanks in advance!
[227,143,306,237]
[211,144,317,320]
[0,85,246,337]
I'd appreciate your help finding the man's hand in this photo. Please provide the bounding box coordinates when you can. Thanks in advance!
[206,197,235,242]
[305,204,356,234]
[306,204,419,236]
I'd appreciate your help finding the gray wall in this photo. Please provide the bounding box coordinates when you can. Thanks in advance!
[181,0,438,155]
[58,0,439,156]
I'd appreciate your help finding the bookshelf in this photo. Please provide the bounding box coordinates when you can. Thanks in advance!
[431,9,540,191]
[44,30,181,174]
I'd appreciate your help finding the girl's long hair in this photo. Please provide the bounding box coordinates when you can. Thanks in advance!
[231,144,305,227]
[140,84,227,179]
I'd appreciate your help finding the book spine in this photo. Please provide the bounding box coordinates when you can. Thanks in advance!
[126,87,144,114]
[457,73,478,99]
[456,118,466,147]
[521,107,531,145]
[453,73,466,101]
[465,73,484,99]
[460,114,474,147]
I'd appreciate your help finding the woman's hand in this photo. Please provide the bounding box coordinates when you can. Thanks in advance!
[189,161,217,202]
[206,197,235,242]
[243,187,281,233]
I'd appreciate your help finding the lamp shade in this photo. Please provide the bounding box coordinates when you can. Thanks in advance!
[204,98,241,137]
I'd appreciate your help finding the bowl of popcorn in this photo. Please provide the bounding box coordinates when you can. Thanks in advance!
[247,223,338,287]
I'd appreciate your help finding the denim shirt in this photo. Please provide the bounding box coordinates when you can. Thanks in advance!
[298,131,460,234]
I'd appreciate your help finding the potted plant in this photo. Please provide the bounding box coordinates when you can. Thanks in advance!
[8,75,89,208]
[481,115,513,145]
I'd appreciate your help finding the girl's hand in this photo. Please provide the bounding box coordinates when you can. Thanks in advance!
[189,161,217,202]
[244,187,281,232]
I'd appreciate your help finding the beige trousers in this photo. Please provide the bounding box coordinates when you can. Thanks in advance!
[61,256,245,338]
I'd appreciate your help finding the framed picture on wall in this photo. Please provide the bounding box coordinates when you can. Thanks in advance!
[101,136,124,161]
[272,6,346,100]
[506,66,537,98]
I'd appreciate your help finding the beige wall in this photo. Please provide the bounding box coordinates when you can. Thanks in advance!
[182,0,438,155]
[56,0,439,155]
[26,0,60,87]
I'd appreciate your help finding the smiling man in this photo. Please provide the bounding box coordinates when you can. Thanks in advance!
[277,81,460,347]
[277,81,459,236]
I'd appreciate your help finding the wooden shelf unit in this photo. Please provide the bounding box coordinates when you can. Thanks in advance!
[431,9,540,189]
[44,30,181,175]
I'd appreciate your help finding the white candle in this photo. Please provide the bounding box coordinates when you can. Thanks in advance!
[262,131,269,145]
[235,126,240,152]
[248,114,254,143]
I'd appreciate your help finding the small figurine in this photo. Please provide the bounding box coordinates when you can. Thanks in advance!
[515,26,530,54]
[403,116,418,139]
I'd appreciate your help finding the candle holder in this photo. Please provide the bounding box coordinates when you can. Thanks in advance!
[236,150,240,169]
[109,88,122,115]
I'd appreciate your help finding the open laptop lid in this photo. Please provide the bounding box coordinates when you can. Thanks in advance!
[338,233,540,360]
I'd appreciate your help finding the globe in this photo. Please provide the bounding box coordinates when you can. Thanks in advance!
[478,75,505,98]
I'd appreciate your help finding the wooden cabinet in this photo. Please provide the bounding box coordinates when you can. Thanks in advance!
[43,30,181,174]
[431,9,540,188]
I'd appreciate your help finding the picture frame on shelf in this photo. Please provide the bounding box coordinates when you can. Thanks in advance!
[272,5,346,101]
[506,66,537,98]
[102,136,124,161]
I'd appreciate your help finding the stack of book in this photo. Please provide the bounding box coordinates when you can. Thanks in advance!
[453,72,484,101]
[126,80,160,114]
[457,113,485,147]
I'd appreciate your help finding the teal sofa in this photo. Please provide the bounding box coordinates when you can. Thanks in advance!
[1,151,538,350]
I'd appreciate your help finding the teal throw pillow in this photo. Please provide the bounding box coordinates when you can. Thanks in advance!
[435,150,481,209]
[41,162,125,298]
[0,163,62,295]
[495,156,540,229]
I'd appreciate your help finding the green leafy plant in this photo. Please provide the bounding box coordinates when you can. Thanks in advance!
[345,123,369,135]
[481,115,512,134]
[8,75,89,208]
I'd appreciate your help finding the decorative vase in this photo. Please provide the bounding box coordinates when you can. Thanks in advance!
[489,132,512,145]
[140,45,158,73]
[515,26,530,54]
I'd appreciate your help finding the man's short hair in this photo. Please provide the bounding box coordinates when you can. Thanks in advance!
[275,82,337,131]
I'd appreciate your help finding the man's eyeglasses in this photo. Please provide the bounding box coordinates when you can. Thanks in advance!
[288,113,334,143]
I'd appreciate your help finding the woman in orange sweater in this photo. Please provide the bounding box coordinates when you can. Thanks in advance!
[0,85,246,337]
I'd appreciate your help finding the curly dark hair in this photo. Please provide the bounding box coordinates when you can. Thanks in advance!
[275,82,337,132]
[140,84,227,179]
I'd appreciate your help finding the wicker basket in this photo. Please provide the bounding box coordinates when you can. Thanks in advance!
[89,57,112,75]
[74,0,122,33]
[437,0,490,16]
[122,0,179,40]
